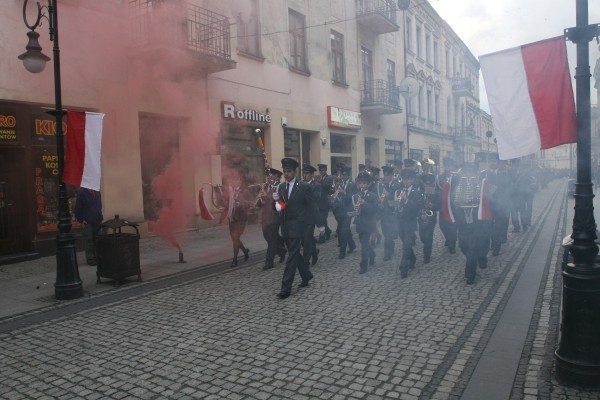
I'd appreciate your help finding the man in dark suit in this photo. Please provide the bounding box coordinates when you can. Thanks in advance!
[256,168,286,270]
[317,163,334,242]
[377,166,400,261]
[302,164,322,267]
[273,158,324,299]
[396,168,425,278]
[439,157,458,253]
[334,166,358,259]
[354,172,379,274]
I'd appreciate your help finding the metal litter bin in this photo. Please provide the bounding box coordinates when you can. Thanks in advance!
[96,214,141,286]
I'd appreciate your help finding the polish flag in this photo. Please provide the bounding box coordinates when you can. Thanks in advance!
[480,36,576,160]
[63,111,105,191]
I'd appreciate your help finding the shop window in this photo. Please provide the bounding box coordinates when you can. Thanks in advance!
[284,129,313,167]
[289,9,308,72]
[385,139,403,166]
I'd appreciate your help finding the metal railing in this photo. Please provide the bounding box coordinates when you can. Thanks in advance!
[356,0,397,21]
[360,79,401,112]
[128,0,232,61]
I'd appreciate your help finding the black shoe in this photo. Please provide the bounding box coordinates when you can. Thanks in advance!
[466,277,475,285]
[492,249,500,256]
[276,291,291,299]
[279,252,286,263]
[449,247,456,254]
[230,260,238,268]
[262,262,274,270]
[400,270,408,279]
[424,256,431,264]
[348,246,356,254]
[359,268,367,274]
[317,234,326,244]
[243,249,250,261]
[479,261,488,269]
[325,231,331,240]
[298,280,310,288]
[338,252,346,259]
[311,249,320,266]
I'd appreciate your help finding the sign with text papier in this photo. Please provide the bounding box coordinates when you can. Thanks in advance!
[327,106,361,130]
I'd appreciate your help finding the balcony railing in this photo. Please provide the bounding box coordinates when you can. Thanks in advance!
[128,0,236,74]
[360,79,402,115]
[452,77,474,97]
[356,0,399,34]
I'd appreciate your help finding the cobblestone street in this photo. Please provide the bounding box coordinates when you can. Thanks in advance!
[1,180,598,399]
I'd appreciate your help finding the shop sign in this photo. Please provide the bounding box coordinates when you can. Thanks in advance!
[0,109,17,142]
[222,102,271,124]
[32,113,68,145]
[327,106,361,130]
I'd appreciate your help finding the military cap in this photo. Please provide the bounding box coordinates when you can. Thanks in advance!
[371,167,381,175]
[393,159,404,167]
[401,168,417,179]
[268,167,283,177]
[356,172,372,183]
[382,166,394,175]
[317,163,328,170]
[358,163,366,170]
[341,166,352,175]
[403,159,417,168]
[302,164,317,173]
[421,173,436,184]
[281,157,299,169]
[488,153,500,161]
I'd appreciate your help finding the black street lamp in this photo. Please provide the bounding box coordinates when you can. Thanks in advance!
[485,130,492,153]
[398,0,411,160]
[18,0,83,300]
[554,0,600,388]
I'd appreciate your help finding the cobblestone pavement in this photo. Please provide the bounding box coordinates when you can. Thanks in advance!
[0,179,599,399]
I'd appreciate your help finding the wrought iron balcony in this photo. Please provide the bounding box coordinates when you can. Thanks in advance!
[452,77,474,97]
[129,1,236,75]
[360,79,402,115]
[356,0,399,34]
[452,126,480,144]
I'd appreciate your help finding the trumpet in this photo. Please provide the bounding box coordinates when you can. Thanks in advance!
[393,188,409,215]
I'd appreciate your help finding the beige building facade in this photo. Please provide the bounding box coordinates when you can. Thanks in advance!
[0,0,491,258]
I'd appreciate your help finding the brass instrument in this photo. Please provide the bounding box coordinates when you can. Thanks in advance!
[419,186,435,223]
[393,188,409,215]
[453,176,481,224]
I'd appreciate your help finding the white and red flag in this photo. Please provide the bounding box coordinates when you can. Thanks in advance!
[63,111,104,191]
[480,36,577,160]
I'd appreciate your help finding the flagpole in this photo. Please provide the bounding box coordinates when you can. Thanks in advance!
[555,0,600,387]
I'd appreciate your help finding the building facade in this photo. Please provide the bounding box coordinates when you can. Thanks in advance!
[0,0,492,259]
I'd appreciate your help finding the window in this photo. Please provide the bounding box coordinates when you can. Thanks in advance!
[425,31,431,64]
[434,93,440,123]
[445,48,450,78]
[427,89,432,120]
[418,85,423,117]
[385,140,403,166]
[331,30,345,83]
[387,60,396,86]
[237,0,261,57]
[433,40,439,69]
[416,25,422,58]
[289,9,307,71]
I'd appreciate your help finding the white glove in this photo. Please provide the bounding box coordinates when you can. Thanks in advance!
[318,226,326,234]
[275,202,283,212]
[272,192,280,201]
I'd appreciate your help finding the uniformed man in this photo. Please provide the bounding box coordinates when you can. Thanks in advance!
[439,157,458,253]
[301,164,322,267]
[378,166,400,261]
[317,163,334,242]
[395,168,425,278]
[256,168,286,270]
[418,173,441,264]
[482,153,511,256]
[354,172,379,274]
[273,158,325,299]
[443,162,492,284]
[334,165,358,259]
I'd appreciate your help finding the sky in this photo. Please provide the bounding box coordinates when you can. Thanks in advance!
[429,0,600,113]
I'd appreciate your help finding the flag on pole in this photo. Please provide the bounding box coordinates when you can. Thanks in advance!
[63,111,104,191]
[198,188,215,221]
[480,36,576,160]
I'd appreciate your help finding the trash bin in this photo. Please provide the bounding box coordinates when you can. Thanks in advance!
[96,214,141,286]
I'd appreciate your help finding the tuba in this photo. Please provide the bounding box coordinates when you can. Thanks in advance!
[419,186,435,223]
[453,176,481,224]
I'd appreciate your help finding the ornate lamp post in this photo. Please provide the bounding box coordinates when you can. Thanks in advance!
[554,0,600,388]
[18,0,83,300]
[397,0,411,160]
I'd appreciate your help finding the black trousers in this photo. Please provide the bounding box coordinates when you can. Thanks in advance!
[302,223,318,266]
[439,217,457,251]
[398,227,416,273]
[281,237,313,293]
[458,221,490,281]
[263,224,285,264]
[490,208,508,253]
[337,213,355,254]
[319,208,332,236]
[418,215,436,262]
[359,231,375,272]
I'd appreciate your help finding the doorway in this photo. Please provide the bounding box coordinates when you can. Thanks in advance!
[0,148,28,255]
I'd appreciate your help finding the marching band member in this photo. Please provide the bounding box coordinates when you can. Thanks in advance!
[439,157,458,253]
[418,173,441,264]
[302,164,322,267]
[443,162,492,284]
[317,163,335,242]
[354,172,379,274]
[481,153,511,256]
[395,168,425,278]
[378,166,401,261]
[334,166,358,259]
[256,168,286,270]
[224,172,253,268]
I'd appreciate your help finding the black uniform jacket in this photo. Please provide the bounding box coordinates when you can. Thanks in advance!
[275,179,322,239]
